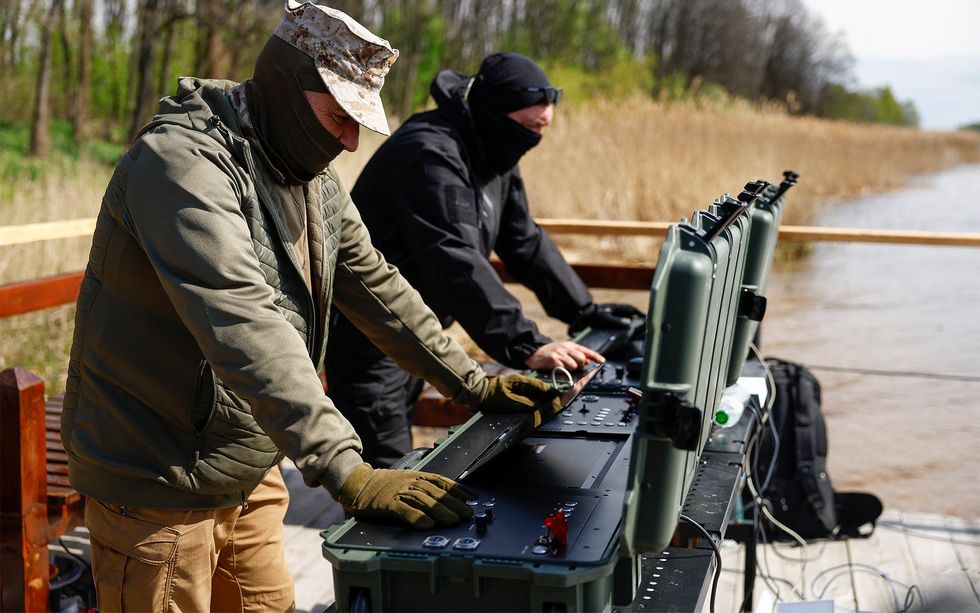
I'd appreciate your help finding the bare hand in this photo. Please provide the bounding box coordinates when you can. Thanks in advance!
[524,341,604,371]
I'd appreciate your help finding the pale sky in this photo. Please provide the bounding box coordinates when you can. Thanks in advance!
[801,0,980,130]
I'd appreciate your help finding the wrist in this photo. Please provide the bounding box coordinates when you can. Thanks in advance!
[510,340,548,368]
[323,448,367,500]
[337,463,373,510]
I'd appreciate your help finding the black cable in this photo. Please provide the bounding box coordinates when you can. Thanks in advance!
[679,514,722,613]
[57,536,92,572]
[899,584,922,613]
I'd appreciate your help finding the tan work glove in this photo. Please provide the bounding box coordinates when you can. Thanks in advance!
[481,374,563,426]
[338,463,476,529]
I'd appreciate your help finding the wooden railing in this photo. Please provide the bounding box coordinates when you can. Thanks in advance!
[5,217,980,249]
[4,218,980,321]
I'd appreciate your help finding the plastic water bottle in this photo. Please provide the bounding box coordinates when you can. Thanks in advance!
[714,383,750,428]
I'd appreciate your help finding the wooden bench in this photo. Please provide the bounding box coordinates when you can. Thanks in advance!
[1,367,84,612]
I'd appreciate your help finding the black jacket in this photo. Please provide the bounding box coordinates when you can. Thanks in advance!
[349,70,592,367]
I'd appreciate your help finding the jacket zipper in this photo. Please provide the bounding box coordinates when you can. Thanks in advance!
[210,114,318,359]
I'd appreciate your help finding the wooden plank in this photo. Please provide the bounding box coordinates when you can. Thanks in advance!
[5,216,980,248]
[902,511,979,611]
[944,515,980,607]
[537,219,672,237]
[844,510,920,612]
[715,543,745,613]
[491,259,656,290]
[0,368,51,612]
[0,271,84,318]
[778,225,980,247]
[0,218,96,246]
[806,539,855,607]
[534,219,980,248]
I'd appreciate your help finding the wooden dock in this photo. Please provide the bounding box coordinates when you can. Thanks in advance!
[53,464,979,612]
[714,511,980,612]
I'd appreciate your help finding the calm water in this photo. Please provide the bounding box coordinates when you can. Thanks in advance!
[762,164,980,516]
[519,164,980,514]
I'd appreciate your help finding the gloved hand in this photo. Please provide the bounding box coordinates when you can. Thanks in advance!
[338,463,476,529]
[481,373,562,416]
[569,302,645,334]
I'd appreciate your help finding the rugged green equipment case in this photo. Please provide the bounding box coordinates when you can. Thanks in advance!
[621,179,790,556]
[725,182,788,386]
[322,175,793,611]
[620,199,751,555]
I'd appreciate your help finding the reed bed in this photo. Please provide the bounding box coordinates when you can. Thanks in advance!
[518,96,980,262]
[2,98,979,391]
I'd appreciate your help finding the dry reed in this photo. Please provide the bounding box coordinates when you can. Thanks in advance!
[518,96,980,262]
[3,99,979,391]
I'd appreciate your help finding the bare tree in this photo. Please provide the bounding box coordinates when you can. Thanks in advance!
[29,0,63,156]
[128,0,165,142]
[71,0,92,143]
[195,0,228,77]
[57,0,73,113]
[1,0,25,74]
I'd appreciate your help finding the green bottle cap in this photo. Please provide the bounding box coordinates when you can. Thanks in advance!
[715,410,729,424]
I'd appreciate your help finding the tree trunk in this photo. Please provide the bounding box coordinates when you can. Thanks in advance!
[195,0,227,77]
[2,0,24,74]
[104,0,126,130]
[29,0,62,157]
[57,0,73,114]
[156,0,177,97]
[71,0,92,144]
[128,0,164,143]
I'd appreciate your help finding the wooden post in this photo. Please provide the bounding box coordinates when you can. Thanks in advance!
[0,368,50,612]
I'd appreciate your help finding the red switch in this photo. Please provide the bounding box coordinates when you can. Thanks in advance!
[543,509,568,547]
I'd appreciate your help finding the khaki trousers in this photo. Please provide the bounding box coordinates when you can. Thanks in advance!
[86,465,295,613]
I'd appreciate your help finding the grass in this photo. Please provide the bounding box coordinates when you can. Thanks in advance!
[2,99,980,393]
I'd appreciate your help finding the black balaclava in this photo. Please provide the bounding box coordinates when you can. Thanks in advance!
[467,52,553,176]
[247,35,345,185]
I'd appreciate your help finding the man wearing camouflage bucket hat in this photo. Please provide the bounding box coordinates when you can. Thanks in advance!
[63,2,560,610]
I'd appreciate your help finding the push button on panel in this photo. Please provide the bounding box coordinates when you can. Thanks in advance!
[453,537,480,550]
[422,535,450,549]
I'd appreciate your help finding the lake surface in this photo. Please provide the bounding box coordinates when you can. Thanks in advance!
[515,164,980,515]
[762,164,980,516]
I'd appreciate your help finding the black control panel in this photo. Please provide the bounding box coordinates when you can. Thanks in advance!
[333,435,630,564]
[329,320,648,566]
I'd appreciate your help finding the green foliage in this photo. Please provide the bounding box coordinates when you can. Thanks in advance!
[412,13,447,111]
[815,83,919,127]
[544,54,656,105]
[959,122,980,133]
[655,71,692,102]
[0,119,122,186]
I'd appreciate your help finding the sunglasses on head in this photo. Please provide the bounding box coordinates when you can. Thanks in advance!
[511,86,563,105]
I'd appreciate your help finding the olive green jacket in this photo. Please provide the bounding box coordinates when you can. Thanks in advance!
[62,78,488,509]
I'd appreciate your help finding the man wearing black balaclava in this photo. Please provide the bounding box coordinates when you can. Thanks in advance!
[63,5,563,609]
[326,52,643,468]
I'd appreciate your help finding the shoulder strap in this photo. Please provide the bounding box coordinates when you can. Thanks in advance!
[791,364,836,531]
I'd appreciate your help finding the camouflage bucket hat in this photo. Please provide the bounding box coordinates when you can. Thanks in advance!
[274,0,399,135]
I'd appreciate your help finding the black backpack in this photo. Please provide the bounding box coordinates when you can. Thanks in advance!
[753,357,882,540]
